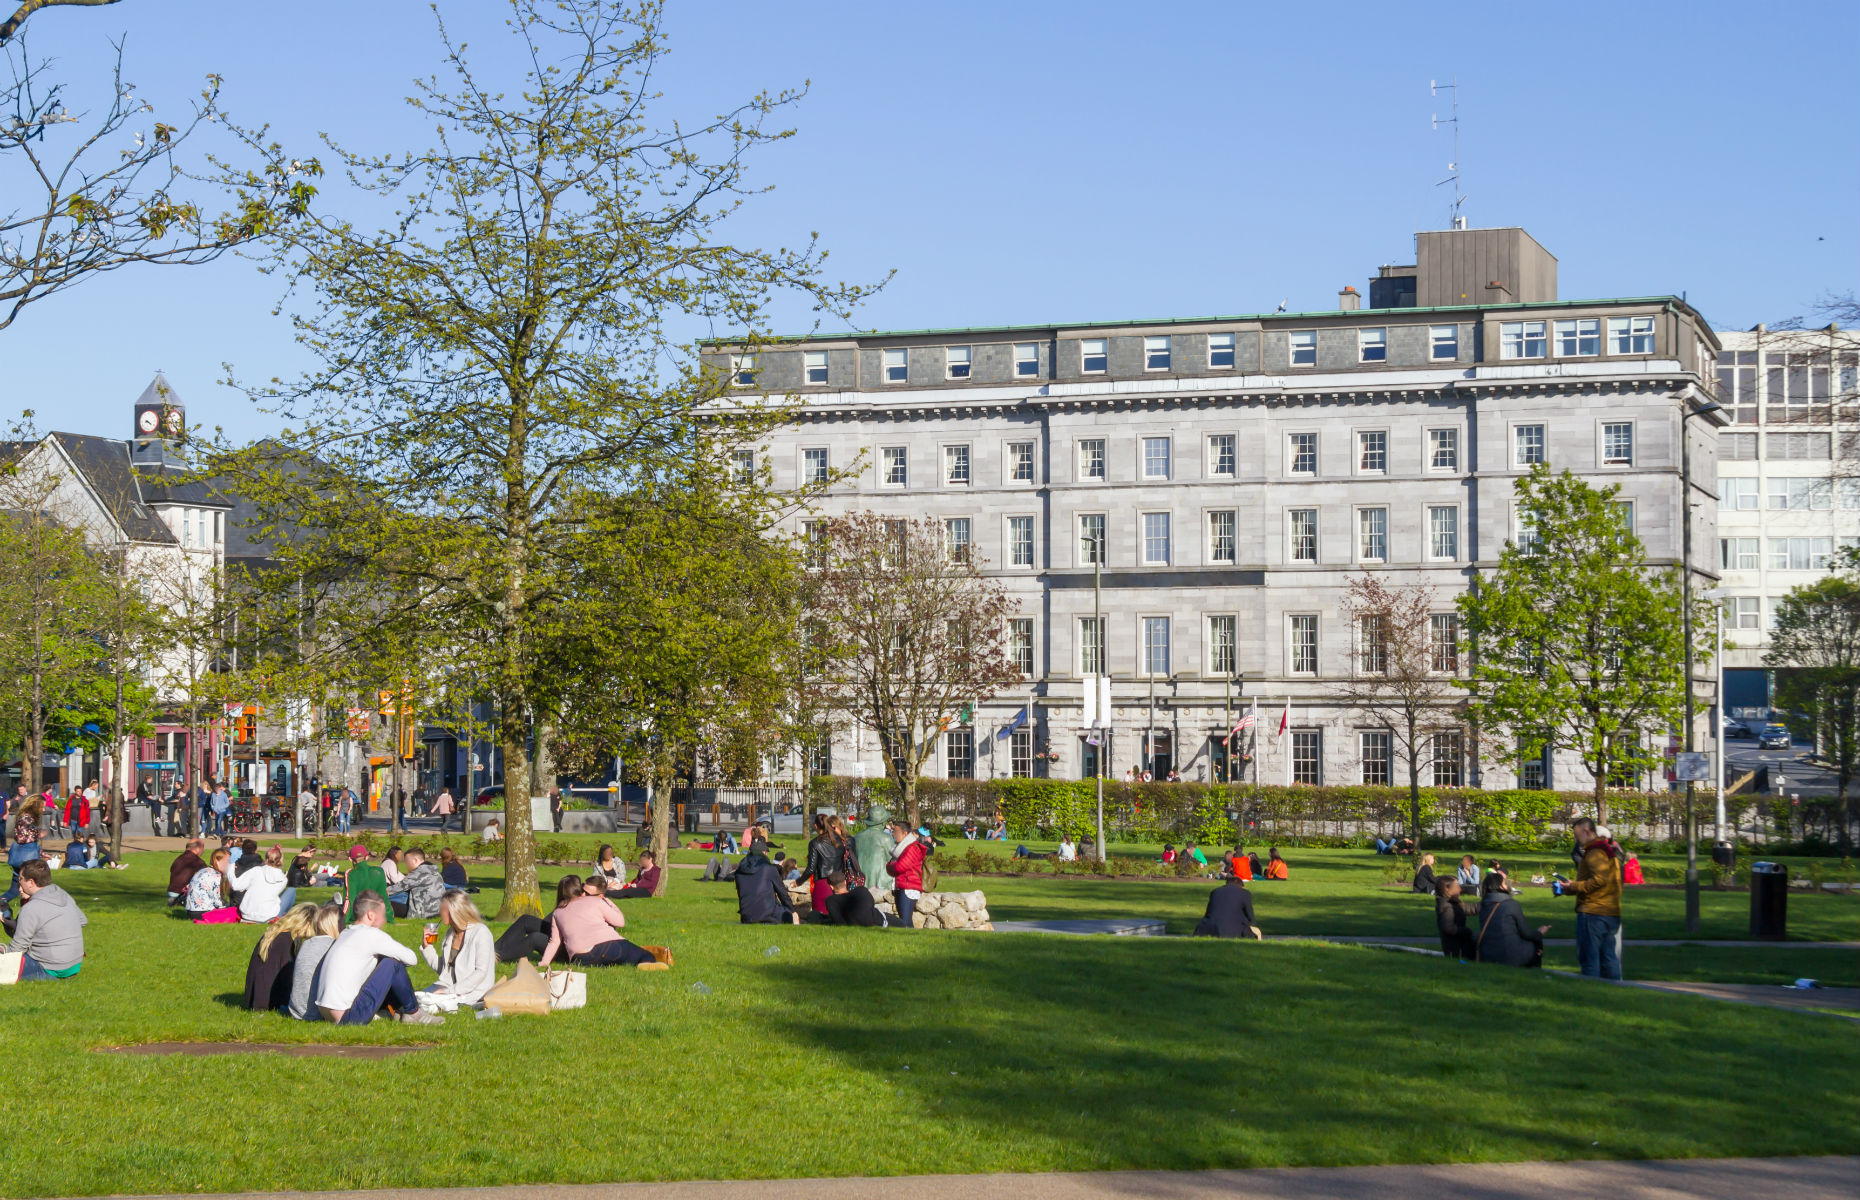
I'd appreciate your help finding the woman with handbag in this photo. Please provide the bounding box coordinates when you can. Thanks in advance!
[798,815,852,916]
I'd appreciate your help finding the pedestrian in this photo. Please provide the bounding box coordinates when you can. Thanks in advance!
[297,782,317,835]
[798,814,852,916]
[337,786,356,835]
[196,781,212,837]
[548,787,564,833]
[210,783,231,836]
[1565,817,1623,980]
[431,786,456,834]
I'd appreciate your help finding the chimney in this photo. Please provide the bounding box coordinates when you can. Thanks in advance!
[1338,286,1361,312]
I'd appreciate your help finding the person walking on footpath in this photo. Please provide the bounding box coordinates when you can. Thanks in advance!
[1566,817,1623,979]
[432,786,456,834]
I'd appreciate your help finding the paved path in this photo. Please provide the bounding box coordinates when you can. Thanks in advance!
[1278,934,1860,949]
[66,1157,1860,1200]
[1615,980,1860,1015]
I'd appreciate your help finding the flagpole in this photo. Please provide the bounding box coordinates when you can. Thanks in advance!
[1284,696,1293,788]
[1093,542,1105,863]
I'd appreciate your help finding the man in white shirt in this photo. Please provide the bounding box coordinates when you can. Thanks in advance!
[315,892,435,1025]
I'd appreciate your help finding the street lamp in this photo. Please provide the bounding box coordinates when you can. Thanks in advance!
[1680,397,1724,935]
[1701,587,1730,847]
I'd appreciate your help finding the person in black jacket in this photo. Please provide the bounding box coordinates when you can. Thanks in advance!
[1192,876,1261,938]
[1411,853,1439,894]
[798,815,852,918]
[1434,878,1475,960]
[1475,872,1548,967]
[734,847,798,925]
[823,872,886,927]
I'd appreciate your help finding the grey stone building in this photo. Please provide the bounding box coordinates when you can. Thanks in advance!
[717,227,1723,792]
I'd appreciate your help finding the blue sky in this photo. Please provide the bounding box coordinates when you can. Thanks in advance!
[5,0,1854,443]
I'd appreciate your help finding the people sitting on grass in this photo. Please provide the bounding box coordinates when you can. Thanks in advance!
[590,844,627,893]
[986,816,1006,841]
[4,796,46,907]
[611,850,659,899]
[963,818,978,840]
[1435,877,1475,961]
[1225,846,1253,880]
[186,849,232,916]
[396,848,445,920]
[79,836,115,869]
[1263,848,1289,880]
[167,838,207,906]
[0,859,86,980]
[1375,835,1416,855]
[438,846,470,892]
[495,875,583,962]
[1622,852,1645,886]
[481,817,502,844]
[1456,855,1482,890]
[1411,853,1439,894]
[823,871,886,927]
[243,902,323,1011]
[1476,872,1549,968]
[62,836,90,869]
[381,847,406,894]
[234,837,263,875]
[230,845,295,923]
[1012,843,1039,860]
[342,847,392,924]
[1055,835,1077,863]
[419,891,497,1007]
[287,852,316,891]
[1193,871,1260,939]
[799,815,852,917]
[735,841,799,925]
[285,903,346,1020]
[779,852,803,885]
[1181,841,1210,872]
[315,891,435,1025]
[539,873,658,967]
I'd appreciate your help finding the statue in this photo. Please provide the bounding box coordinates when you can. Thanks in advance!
[852,802,897,895]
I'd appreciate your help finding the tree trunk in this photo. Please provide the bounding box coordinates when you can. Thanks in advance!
[648,754,670,897]
[1591,761,1609,826]
[111,650,126,861]
[496,717,541,919]
[1405,714,1422,848]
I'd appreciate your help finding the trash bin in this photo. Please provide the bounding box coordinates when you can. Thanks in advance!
[1750,861,1788,940]
[1711,841,1736,871]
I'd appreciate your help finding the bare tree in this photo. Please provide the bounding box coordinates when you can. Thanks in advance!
[1332,574,1464,842]
[0,0,121,47]
[806,512,1022,826]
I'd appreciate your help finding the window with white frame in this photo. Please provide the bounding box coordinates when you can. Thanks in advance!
[731,448,755,485]
[944,443,970,485]
[944,518,970,563]
[1291,730,1321,784]
[1208,433,1236,477]
[1143,436,1172,479]
[1008,441,1035,482]
[1614,500,1636,533]
[1430,614,1459,672]
[1208,332,1235,368]
[1358,507,1387,562]
[1718,477,1759,510]
[946,345,972,379]
[1144,335,1171,370]
[1500,320,1547,359]
[1009,617,1034,677]
[804,349,828,384]
[1009,727,1032,777]
[1360,731,1392,786]
[1608,316,1655,355]
[1008,516,1035,567]
[1080,338,1108,373]
[1430,325,1459,360]
[1142,616,1171,676]
[1719,537,1759,570]
[1768,477,1832,510]
[883,348,907,383]
[1842,479,1860,510]
[1289,330,1317,366]
[1289,614,1318,674]
[945,728,974,779]
[1514,424,1546,467]
[1518,741,1548,790]
[1602,422,1634,465]
[880,446,907,486]
[1358,327,1387,363]
[1515,507,1541,554]
[1207,615,1237,674]
[800,519,827,570]
[1079,513,1105,565]
[1427,505,1459,560]
[1078,438,1106,480]
[1428,427,1459,471]
[1079,616,1106,674]
[1554,318,1601,356]
[1728,597,1760,629]
[803,447,830,484]
[1358,430,1387,473]
[1014,342,1040,377]
[1358,614,1389,674]
[1207,510,1236,563]
[1142,512,1171,564]
[1431,731,1465,787]
[1289,508,1318,563]
[1289,432,1318,475]
[1769,537,1834,570]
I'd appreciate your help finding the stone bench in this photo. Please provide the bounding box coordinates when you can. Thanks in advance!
[873,888,991,931]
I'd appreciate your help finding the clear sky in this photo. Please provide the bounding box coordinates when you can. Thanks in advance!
[5,0,1855,443]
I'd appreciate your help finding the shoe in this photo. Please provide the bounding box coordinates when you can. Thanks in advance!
[643,945,673,967]
[397,1008,444,1025]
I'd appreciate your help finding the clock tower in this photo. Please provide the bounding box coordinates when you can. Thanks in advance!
[129,371,187,468]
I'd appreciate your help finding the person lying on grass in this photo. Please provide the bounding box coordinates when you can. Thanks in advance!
[2,858,86,980]
[315,891,436,1026]
[539,874,659,967]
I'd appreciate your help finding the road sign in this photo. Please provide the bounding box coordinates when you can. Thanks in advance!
[1673,751,1710,782]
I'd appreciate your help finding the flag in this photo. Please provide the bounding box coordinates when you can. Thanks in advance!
[997,706,1028,740]
[1086,722,1103,747]
[1231,712,1255,735]
[1277,698,1290,738]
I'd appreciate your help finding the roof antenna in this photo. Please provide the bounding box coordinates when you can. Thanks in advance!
[1431,79,1466,230]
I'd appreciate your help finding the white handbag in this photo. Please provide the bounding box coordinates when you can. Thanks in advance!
[544,969,586,1011]
[0,951,23,985]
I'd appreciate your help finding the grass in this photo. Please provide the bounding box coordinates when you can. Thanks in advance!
[7,846,1854,1196]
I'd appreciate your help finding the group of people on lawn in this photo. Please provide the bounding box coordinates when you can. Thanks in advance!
[711,811,929,929]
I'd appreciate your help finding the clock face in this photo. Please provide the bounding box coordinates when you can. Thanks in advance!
[137,409,160,434]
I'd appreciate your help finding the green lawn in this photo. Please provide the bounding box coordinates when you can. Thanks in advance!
[6,847,1853,1196]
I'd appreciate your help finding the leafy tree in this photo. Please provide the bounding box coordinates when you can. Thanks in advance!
[1458,465,1700,822]
[805,512,1023,827]
[1767,572,1860,850]
[1332,574,1464,843]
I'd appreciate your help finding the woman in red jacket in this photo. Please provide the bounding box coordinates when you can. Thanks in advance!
[884,819,927,928]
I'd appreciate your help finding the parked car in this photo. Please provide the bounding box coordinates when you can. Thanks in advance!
[1758,724,1793,750]
[474,785,504,806]
[1722,717,1752,739]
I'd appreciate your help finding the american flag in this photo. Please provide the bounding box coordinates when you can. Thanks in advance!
[1231,713,1255,735]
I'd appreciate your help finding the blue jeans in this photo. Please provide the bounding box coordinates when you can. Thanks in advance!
[278,887,297,913]
[4,843,42,903]
[1575,912,1622,980]
[896,891,917,928]
[337,811,351,834]
[339,957,416,1024]
[16,953,66,982]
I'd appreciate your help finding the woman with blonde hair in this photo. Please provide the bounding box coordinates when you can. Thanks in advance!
[419,890,496,1008]
[285,903,346,1020]
[242,902,324,1011]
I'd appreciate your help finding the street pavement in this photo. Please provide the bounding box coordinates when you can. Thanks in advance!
[60,1157,1860,1200]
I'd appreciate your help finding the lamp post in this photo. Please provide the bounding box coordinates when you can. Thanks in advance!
[1093,532,1106,864]
[1700,587,1729,845]
[1680,398,1724,936]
